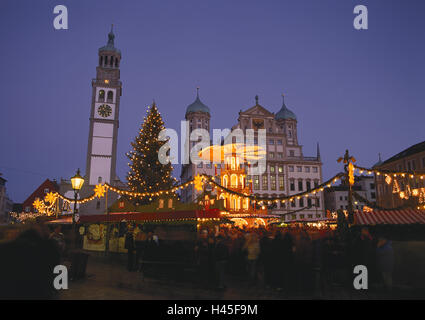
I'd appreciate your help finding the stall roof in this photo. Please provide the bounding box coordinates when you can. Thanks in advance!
[79,209,222,223]
[354,209,425,225]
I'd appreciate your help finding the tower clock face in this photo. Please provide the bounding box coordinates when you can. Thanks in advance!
[98,104,112,118]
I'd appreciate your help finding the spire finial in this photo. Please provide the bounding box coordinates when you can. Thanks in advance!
[255,95,259,105]
[196,86,200,99]
[281,93,287,107]
[111,24,114,33]
[378,153,382,162]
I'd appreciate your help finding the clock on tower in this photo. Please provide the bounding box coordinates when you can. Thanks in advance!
[85,26,122,186]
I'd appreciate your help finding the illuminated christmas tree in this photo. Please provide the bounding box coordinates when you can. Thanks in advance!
[126,102,174,203]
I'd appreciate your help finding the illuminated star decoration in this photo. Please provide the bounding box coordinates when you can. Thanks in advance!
[194,175,204,192]
[94,184,106,198]
[33,198,44,212]
[44,192,58,204]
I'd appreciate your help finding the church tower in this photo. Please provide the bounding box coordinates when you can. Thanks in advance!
[85,26,122,186]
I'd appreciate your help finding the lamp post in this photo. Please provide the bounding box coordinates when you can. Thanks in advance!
[71,168,84,247]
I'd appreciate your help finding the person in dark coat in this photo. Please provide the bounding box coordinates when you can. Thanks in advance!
[214,231,229,289]
[124,227,135,271]
[0,227,61,299]
[259,232,274,288]
[195,230,213,288]
[376,236,394,292]
[272,231,294,292]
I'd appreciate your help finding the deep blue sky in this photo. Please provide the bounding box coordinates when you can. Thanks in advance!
[1,0,424,202]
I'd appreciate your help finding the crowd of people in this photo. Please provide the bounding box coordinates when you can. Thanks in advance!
[127,223,395,296]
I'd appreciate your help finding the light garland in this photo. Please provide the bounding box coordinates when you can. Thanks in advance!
[353,164,425,206]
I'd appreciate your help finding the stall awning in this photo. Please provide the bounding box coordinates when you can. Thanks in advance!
[354,209,425,225]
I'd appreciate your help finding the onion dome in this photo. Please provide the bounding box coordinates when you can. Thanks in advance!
[275,94,296,120]
[185,88,210,116]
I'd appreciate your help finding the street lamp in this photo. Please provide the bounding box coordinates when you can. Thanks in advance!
[71,168,84,227]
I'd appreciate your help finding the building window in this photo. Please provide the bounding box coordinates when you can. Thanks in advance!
[299,198,304,207]
[313,167,318,173]
[270,165,275,173]
[168,199,173,208]
[305,166,310,173]
[289,166,294,172]
[289,150,295,157]
[277,152,283,159]
[291,201,296,208]
[254,175,260,190]
[99,90,105,102]
[279,176,284,191]
[271,175,276,190]
[297,166,302,172]
[262,175,268,190]
[107,91,113,102]
[278,166,283,173]
[197,163,203,168]
[316,198,321,207]
[159,199,164,208]
[300,214,305,219]
[277,139,282,145]
[307,198,312,207]
[269,152,275,159]
[306,180,311,191]
[314,180,319,188]
[269,139,274,145]
[371,192,376,199]
[298,179,303,191]
[96,201,100,209]
[290,179,295,191]
[44,188,49,193]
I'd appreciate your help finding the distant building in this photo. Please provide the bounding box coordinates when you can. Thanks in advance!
[181,94,324,221]
[375,140,425,209]
[60,28,125,215]
[0,174,13,221]
[354,175,376,205]
[180,89,216,203]
[324,185,368,212]
[232,95,324,221]
[22,179,59,213]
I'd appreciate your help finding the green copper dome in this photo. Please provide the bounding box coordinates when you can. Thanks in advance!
[185,89,210,116]
[275,95,296,120]
[99,26,121,54]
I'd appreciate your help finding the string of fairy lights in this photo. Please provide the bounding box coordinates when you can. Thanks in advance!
[352,164,425,209]
[29,162,425,216]
[203,173,346,205]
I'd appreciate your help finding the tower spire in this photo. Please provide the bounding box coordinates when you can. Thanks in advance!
[317,142,321,160]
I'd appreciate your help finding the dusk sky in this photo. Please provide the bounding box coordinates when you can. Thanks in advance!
[1,0,424,202]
